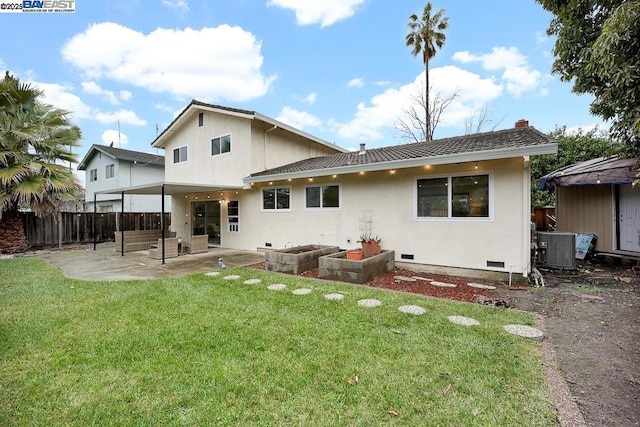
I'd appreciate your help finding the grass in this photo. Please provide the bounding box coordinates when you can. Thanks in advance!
[0,257,557,426]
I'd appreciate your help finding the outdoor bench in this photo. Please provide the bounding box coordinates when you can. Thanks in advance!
[114,230,177,252]
[149,237,179,259]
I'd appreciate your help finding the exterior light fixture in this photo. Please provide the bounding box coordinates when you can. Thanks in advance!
[475,161,478,170]
[390,169,396,175]
[332,174,337,178]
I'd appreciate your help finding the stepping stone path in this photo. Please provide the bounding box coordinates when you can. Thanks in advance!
[267,283,287,291]
[292,288,312,295]
[503,324,544,339]
[413,276,430,281]
[430,281,457,288]
[244,279,262,285]
[467,282,497,290]
[394,276,417,282]
[324,293,345,301]
[223,275,240,280]
[398,305,426,315]
[205,271,220,277]
[357,298,382,307]
[448,315,480,326]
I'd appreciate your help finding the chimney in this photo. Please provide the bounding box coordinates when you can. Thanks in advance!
[359,143,366,155]
[515,119,529,128]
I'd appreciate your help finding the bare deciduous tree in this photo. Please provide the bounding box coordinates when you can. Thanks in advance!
[464,104,504,134]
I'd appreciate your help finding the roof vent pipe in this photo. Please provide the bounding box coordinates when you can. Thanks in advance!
[359,143,366,155]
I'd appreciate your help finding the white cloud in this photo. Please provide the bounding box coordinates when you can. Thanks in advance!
[267,0,365,27]
[119,90,132,101]
[303,92,317,103]
[161,0,189,12]
[452,47,542,98]
[153,102,173,112]
[62,22,275,102]
[276,106,321,130]
[535,31,549,44]
[347,77,365,88]
[94,109,147,126]
[101,129,129,147]
[81,81,119,104]
[331,66,503,141]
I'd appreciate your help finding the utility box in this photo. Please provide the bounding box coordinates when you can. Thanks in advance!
[537,232,576,269]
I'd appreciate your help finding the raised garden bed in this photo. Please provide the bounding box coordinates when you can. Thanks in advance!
[264,245,340,275]
[319,250,395,285]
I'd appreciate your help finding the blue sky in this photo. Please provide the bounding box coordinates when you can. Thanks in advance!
[1,0,602,181]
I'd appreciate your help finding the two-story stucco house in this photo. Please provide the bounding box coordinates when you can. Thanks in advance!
[123,101,557,278]
[78,144,171,213]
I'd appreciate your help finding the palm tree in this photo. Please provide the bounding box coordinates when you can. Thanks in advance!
[0,72,81,253]
[405,2,449,141]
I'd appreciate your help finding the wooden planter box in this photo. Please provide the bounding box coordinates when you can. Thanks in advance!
[264,245,340,275]
[319,250,395,285]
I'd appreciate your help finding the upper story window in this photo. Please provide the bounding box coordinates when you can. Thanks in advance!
[262,186,291,211]
[211,134,231,156]
[173,146,188,163]
[90,169,97,182]
[198,112,203,127]
[416,173,491,219]
[106,164,114,179]
[305,184,341,209]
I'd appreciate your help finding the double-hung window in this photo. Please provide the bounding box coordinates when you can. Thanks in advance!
[305,184,341,209]
[228,200,239,233]
[262,187,291,211]
[417,174,490,219]
[105,164,114,179]
[173,146,188,163]
[211,134,231,156]
[89,169,97,182]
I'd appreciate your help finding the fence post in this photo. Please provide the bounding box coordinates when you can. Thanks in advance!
[58,211,63,249]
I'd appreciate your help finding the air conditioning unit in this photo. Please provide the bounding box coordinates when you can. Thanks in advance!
[536,232,576,269]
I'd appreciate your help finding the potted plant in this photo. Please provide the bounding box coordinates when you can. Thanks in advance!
[359,233,382,258]
[346,249,364,260]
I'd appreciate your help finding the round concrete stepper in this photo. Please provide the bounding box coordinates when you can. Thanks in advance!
[324,293,345,301]
[504,324,544,339]
[223,275,241,280]
[398,305,426,315]
[357,298,382,307]
[244,279,262,285]
[430,281,457,288]
[447,315,480,326]
[205,271,220,277]
[292,288,312,295]
[467,282,497,290]
[267,283,287,291]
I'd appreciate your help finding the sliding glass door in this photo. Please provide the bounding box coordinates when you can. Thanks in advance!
[192,201,221,245]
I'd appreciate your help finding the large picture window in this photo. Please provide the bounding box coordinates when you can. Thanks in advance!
[305,184,340,209]
[211,134,231,156]
[417,174,490,219]
[262,187,291,211]
[173,146,188,163]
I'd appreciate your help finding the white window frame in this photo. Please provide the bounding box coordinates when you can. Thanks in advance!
[227,200,239,233]
[105,164,114,179]
[173,145,188,163]
[211,133,232,156]
[414,172,493,221]
[261,186,292,212]
[304,183,342,210]
[89,168,97,182]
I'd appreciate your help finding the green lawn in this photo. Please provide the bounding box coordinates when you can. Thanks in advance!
[0,257,557,426]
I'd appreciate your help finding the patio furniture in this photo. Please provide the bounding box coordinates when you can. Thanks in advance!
[114,230,176,252]
[149,237,179,259]
[185,234,209,254]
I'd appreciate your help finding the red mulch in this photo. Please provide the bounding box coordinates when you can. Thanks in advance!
[248,263,499,303]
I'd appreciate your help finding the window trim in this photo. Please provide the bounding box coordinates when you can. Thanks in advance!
[89,168,98,182]
[173,145,188,163]
[304,183,342,211]
[211,133,232,157]
[261,185,292,212]
[414,172,493,221]
[105,164,114,179]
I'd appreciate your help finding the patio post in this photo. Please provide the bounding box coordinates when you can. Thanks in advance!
[121,191,124,256]
[93,193,96,250]
[161,184,165,264]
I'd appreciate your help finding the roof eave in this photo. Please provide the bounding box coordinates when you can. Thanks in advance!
[243,143,558,184]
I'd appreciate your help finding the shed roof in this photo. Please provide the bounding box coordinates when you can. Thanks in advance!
[541,156,640,189]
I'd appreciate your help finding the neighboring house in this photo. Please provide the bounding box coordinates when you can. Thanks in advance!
[143,101,557,278]
[78,144,170,213]
[542,156,640,256]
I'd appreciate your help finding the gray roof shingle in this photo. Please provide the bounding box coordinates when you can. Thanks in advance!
[78,144,164,170]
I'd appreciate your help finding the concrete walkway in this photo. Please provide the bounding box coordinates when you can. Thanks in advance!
[37,242,265,281]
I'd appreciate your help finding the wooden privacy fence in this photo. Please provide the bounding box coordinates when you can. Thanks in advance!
[22,212,171,248]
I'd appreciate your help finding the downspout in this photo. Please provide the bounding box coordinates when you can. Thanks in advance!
[522,156,531,277]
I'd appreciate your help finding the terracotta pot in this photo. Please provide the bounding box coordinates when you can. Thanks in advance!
[346,250,364,260]
[361,241,381,258]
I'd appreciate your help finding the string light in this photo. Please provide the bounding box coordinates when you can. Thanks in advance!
[475,161,478,170]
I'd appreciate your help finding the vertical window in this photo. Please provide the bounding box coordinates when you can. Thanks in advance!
[105,164,114,179]
[211,134,231,156]
[305,184,340,209]
[228,200,239,233]
[173,146,188,163]
[90,169,97,182]
[262,187,291,211]
[417,174,490,219]
[198,112,203,127]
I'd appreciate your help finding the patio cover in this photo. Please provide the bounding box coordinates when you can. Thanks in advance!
[541,157,640,190]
